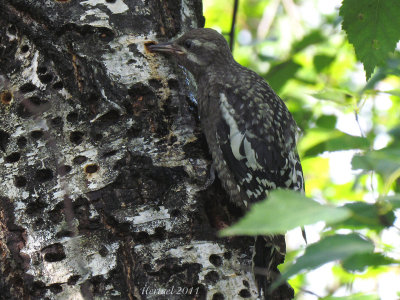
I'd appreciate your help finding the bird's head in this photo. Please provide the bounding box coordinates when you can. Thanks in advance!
[148,28,233,78]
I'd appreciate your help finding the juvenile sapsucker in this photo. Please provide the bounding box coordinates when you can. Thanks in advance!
[149,28,304,299]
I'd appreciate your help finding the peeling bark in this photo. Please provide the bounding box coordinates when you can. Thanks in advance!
[0,1,292,299]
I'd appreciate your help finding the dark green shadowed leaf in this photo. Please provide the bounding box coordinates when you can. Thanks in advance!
[264,60,301,92]
[315,115,337,130]
[313,54,336,73]
[291,30,325,54]
[272,234,374,288]
[220,190,351,236]
[304,131,370,157]
[334,202,395,231]
[388,126,400,139]
[342,252,397,272]
[340,0,400,79]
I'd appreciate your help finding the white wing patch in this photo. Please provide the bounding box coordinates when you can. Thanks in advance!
[243,137,263,170]
[220,93,245,161]
[230,131,245,160]
[220,93,263,170]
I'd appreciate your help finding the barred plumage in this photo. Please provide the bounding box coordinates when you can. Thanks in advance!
[149,28,304,299]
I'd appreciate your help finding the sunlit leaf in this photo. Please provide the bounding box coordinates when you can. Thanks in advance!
[352,148,400,179]
[322,294,379,300]
[315,115,337,130]
[300,157,330,195]
[340,0,400,78]
[273,234,374,288]
[384,89,400,98]
[220,190,351,236]
[384,195,400,210]
[312,88,355,104]
[314,54,336,73]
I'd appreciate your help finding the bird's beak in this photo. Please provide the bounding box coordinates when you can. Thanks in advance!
[148,42,185,55]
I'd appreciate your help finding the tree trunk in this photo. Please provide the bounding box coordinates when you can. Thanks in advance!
[0,1,292,299]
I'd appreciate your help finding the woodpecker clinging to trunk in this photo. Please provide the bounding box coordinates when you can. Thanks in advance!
[149,28,304,299]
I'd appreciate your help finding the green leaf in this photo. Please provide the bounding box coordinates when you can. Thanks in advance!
[273,234,374,288]
[361,57,400,92]
[291,30,325,54]
[304,131,370,157]
[384,89,400,98]
[388,126,400,140]
[313,54,336,73]
[335,202,395,230]
[321,294,380,300]
[385,195,400,210]
[340,0,400,79]
[257,54,277,62]
[220,190,351,236]
[315,115,337,130]
[264,60,301,92]
[352,148,400,179]
[312,88,354,104]
[342,252,397,272]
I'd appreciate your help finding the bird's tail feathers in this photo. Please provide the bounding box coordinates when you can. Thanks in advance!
[252,235,294,299]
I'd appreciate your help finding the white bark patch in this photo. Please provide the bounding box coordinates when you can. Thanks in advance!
[22,228,119,285]
[102,34,160,86]
[134,240,259,298]
[80,0,129,15]
[79,8,111,28]
[113,205,182,235]
[181,0,198,28]
[21,50,45,90]
[167,242,260,299]
[129,206,170,225]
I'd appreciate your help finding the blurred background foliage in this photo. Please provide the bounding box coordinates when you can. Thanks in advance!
[203,0,400,299]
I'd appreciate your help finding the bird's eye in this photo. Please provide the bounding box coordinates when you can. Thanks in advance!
[184,40,194,49]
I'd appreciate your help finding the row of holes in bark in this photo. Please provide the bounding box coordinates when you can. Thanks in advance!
[0,128,97,155]
[18,78,62,93]
[2,130,94,163]
[13,164,98,187]
[54,0,116,3]
[208,253,251,298]
[8,130,87,148]
[212,288,251,299]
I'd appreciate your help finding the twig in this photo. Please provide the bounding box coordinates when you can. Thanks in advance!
[229,0,239,51]
[354,109,365,138]
[298,288,322,298]
[281,0,303,38]
[257,0,281,40]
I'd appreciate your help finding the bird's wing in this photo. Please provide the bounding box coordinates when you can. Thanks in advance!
[214,85,303,203]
